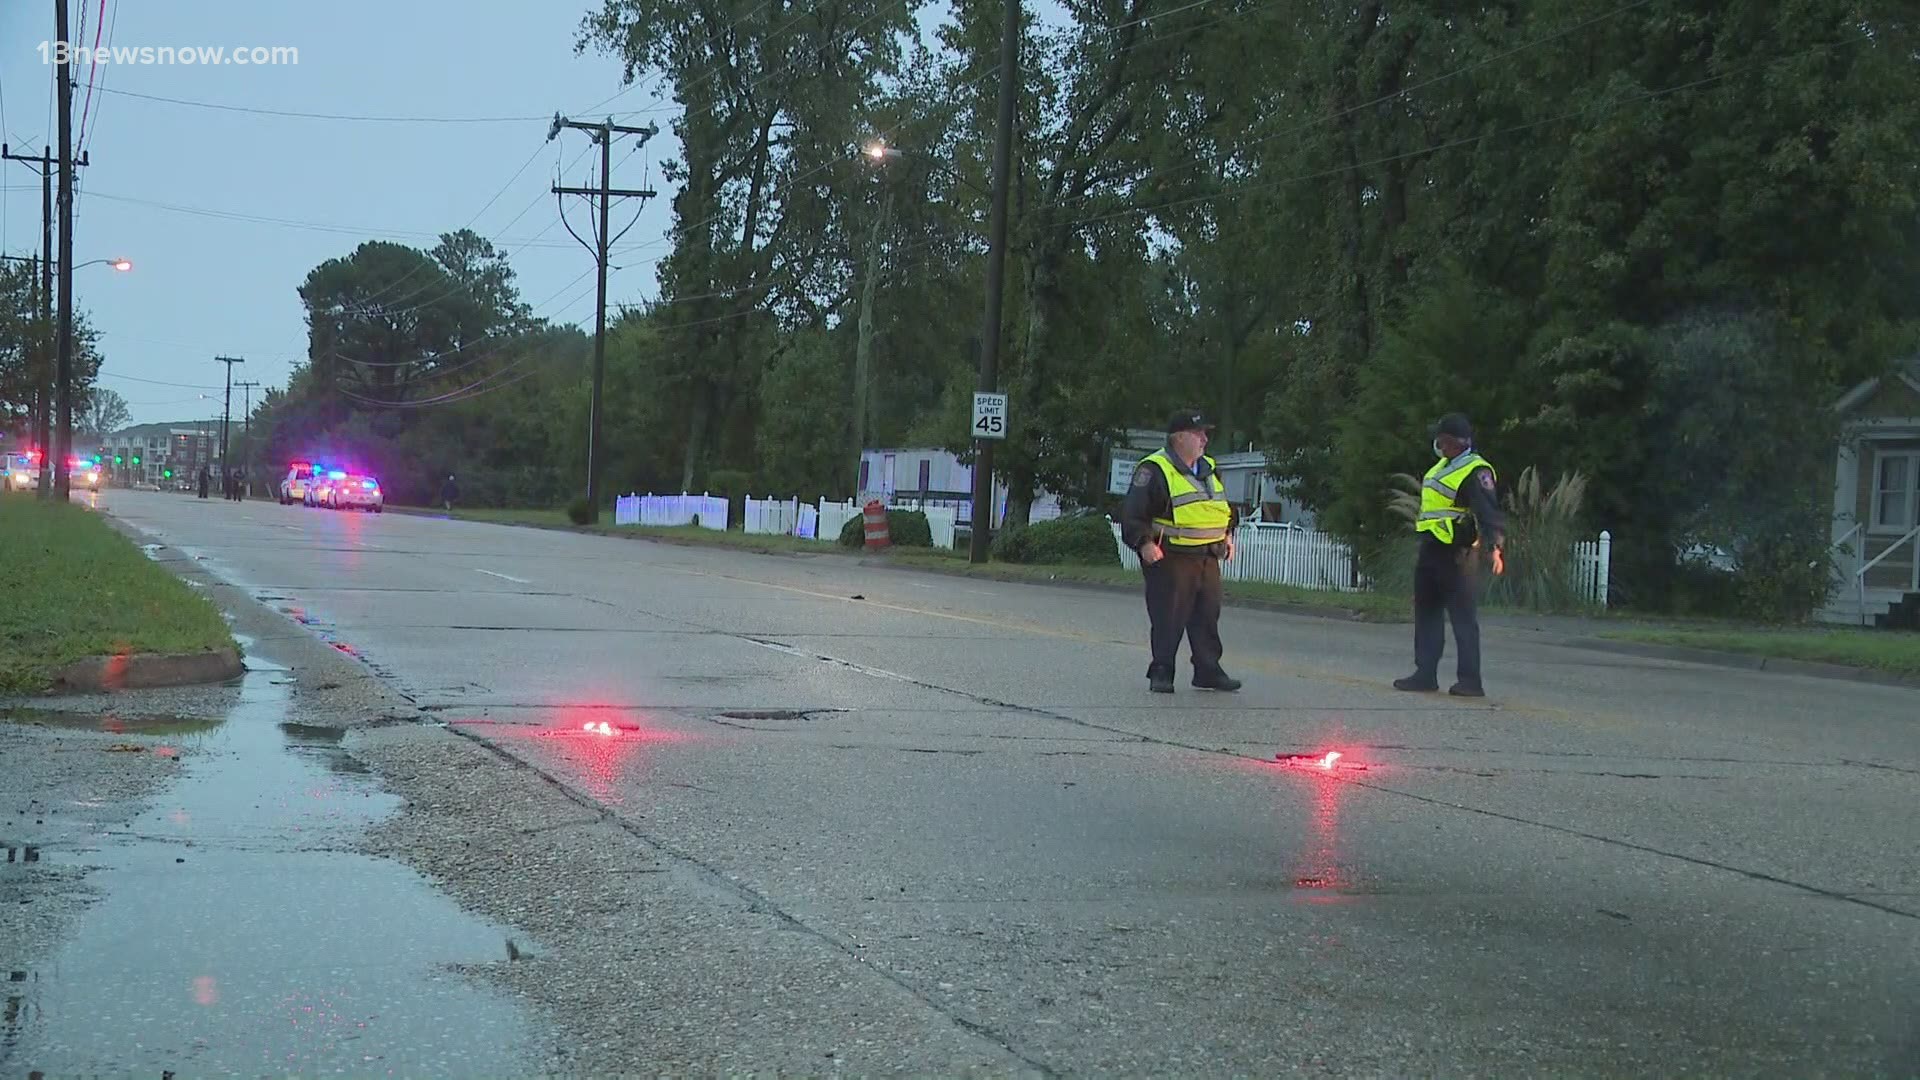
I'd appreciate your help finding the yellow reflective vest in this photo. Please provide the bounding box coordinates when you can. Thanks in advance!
[1144,449,1232,546]
[1416,451,1496,545]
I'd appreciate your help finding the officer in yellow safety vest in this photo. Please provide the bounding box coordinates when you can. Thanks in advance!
[1119,409,1242,695]
[1394,412,1505,697]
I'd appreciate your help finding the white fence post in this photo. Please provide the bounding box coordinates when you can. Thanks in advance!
[1596,529,1612,607]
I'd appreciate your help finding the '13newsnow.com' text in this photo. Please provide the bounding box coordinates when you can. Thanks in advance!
[39,42,299,66]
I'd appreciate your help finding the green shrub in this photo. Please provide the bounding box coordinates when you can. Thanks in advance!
[566,496,592,525]
[837,507,932,548]
[993,513,1119,566]
[990,523,1034,563]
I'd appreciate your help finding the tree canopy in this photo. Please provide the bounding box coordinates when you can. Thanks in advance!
[227,0,1917,617]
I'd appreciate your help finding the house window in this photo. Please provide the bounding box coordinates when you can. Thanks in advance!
[858,460,869,492]
[917,459,931,493]
[1870,450,1920,533]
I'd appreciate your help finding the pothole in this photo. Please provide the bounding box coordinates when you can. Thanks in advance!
[1,708,223,737]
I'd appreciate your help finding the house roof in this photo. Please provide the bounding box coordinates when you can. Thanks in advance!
[1833,354,1920,413]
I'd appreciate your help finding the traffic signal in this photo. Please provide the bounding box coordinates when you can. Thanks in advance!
[113,454,123,465]
[162,468,172,479]
[131,455,141,465]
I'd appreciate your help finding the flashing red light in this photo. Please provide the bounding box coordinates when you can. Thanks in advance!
[582,721,617,737]
[1275,750,1367,772]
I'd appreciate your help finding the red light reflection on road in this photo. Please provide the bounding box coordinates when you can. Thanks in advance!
[193,975,219,1006]
[452,708,685,808]
[1262,739,1376,902]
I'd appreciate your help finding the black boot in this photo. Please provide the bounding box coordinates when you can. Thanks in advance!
[1193,672,1241,692]
[1393,674,1439,691]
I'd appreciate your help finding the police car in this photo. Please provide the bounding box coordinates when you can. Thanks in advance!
[331,473,384,512]
[280,462,317,505]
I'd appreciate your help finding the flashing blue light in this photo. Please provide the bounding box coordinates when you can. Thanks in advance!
[327,470,346,480]
[361,480,376,489]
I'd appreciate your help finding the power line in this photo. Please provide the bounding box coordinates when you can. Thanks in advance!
[91,86,568,124]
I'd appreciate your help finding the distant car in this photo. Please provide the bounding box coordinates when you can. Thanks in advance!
[331,473,384,513]
[280,463,315,505]
[5,452,40,491]
[305,470,345,507]
[69,459,100,491]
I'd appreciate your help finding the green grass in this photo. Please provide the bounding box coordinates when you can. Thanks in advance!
[0,494,235,692]
[1598,626,1920,678]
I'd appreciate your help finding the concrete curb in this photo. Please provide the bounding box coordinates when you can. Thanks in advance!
[48,647,246,693]
[1566,637,1920,691]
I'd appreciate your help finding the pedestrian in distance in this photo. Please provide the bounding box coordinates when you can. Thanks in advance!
[1394,412,1505,697]
[440,473,459,513]
[1119,408,1243,695]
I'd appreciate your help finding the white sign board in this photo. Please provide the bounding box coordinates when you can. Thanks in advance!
[971,392,1008,440]
[1107,450,1145,496]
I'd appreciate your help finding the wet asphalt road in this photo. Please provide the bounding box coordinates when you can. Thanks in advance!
[97,489,1919,1075]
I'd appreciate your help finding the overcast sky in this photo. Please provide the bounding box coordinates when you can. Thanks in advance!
[1,0,1025,429]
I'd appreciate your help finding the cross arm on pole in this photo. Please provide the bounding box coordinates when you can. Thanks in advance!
[552,186,657,198]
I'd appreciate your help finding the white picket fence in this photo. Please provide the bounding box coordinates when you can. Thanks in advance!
[746,496,959,549]
[1110,522,1613,605]
[1572,530,1613,607]
[1110,522,1360,591]
[612,492,729,530]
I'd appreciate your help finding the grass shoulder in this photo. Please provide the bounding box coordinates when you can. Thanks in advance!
[1596,624,1920,679]
[0,494,235,692]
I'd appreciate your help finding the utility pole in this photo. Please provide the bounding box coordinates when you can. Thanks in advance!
[968,0,1021,564]
[4,143,85,498]
[53,0,78,500]
[216,356,243,496]
[236,380,260,498]
[853,186,894,494]
[548,112,658,524]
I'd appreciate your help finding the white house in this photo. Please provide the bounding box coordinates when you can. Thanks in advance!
[1823,356,1920,627]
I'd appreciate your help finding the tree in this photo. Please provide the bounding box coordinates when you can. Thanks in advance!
[81,387,131,437]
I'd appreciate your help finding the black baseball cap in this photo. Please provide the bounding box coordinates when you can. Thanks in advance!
[1167,408,1213,434]
[1431,412,1473,440]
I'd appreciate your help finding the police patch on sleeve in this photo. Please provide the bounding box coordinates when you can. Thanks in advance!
[1132,465,1154,488]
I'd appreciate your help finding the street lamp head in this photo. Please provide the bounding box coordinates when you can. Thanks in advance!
[110,258,131,272]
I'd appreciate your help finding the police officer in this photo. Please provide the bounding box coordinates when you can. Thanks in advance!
[1394,412,1504,697]
[1119,409,1242,695]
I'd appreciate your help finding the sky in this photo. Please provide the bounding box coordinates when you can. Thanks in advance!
[0,1,1078,430]
[0,1,1010,430]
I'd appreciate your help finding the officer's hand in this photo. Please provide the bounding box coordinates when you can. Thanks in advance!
[1139,541,1164,565]
[1223,534,1235,562]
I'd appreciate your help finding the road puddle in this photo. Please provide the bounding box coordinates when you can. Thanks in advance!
[1,708,224,738]
[0,664,540,1075]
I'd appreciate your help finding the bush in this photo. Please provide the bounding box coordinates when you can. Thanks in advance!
[837,507,932,548]
[992,513,1120,566]
[566,496,592,525]
[1485,466,1596,613]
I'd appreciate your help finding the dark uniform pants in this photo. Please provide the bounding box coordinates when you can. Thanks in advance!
[1143,548,1225,679]
[1412,540,1481,686]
